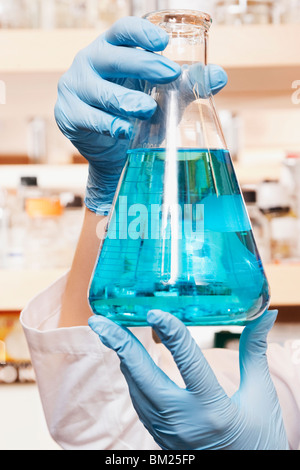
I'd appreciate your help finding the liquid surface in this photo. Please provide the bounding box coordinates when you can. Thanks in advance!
[89,149,270,326]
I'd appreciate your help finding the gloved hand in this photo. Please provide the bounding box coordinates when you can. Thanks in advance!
[89,309,289,450]
[55,16,228,215]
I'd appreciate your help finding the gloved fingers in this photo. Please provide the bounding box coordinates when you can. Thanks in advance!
[92,43,181,84]
[55,90,133,142]
[180,63,228,101]
[105,16,169,52]
[72,68,157,120]
[88,315,176,401]
[147,310,226,398]
[208,64,228,95]
[83,139,128,169]
[239,310,278,392]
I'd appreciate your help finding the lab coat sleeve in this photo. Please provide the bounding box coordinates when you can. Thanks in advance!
[20,272,160,451]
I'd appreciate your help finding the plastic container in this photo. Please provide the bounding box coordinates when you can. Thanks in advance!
[0,312,33,384]
[24,197,64,269]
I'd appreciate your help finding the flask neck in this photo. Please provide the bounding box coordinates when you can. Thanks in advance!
[145,9,211,65]
[132,10,227,152]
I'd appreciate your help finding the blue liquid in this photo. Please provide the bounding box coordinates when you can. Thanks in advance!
[89,149,270,326]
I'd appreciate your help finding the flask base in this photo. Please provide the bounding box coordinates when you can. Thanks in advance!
[89,294,269,327]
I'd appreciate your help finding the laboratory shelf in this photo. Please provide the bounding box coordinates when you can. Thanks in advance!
[210,23,300,69]
[0,164,88,191]
[0,24,299,77]
[0,29,98,73]
[265,264,300,307]
[0,24,297,119]
[0,161,281,188]
[0,264,300,313]
[235,162,281,184]
[0,269,67,311]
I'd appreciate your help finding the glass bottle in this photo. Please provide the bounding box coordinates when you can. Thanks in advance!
[0,0,40,29]
[257,180,298,262]
[91,0,131,28]
[215,1,274,25]
[89,9,270,326]
[280,0,300,23]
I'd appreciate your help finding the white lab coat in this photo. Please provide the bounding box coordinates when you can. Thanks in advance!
[20,272,300,450]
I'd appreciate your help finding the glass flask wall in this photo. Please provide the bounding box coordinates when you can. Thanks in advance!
[88,10,270,326]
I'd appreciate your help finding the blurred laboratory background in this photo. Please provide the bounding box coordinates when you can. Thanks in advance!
[0,0,299,449]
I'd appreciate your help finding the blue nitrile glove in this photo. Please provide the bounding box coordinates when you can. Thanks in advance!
[89,309,289,450]
[55,16,228,215]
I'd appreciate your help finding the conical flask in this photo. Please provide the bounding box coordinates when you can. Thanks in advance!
[89,9,270,326]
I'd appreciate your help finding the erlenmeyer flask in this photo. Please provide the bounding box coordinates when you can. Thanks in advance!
[89,9,270,326]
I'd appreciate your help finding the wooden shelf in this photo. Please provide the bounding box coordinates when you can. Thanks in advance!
[0,163,88,190]
[265,264,300,307]
[0,161,282,189]
[235,162,282,185]
[1,24,299,80]
[0,29,98,73]
[0,269,67,311]
[210,24,300,69]
[1,263,300,312]
[0,24,297,116]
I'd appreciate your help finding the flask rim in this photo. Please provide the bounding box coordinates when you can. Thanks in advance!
[144,9,212,33]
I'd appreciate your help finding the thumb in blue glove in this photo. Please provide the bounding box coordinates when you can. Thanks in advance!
[89,309,289,450]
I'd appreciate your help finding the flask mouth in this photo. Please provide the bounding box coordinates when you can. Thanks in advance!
[144,9,212,33]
